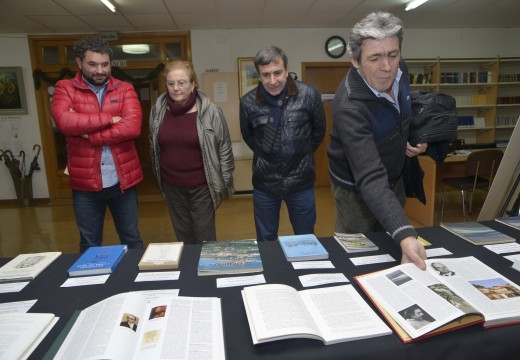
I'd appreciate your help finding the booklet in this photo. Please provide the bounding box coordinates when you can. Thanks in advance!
[278,234,329,261]
[138,242,184,271]
[241,283,391,345]
[440,221,516,245]
[51,292,225,360]
[355,256,520,343]
[0,252,61,283]
[495,215,520,231]
[67,245,127,277]
[197,240,263,276]
[334,232,379,253]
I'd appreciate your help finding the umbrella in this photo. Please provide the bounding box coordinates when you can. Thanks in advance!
[0,150,22,179]
[28,144,42,178]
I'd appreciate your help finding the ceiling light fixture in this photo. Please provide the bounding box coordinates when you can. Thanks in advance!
[122,44,150,54]
[405,0,430,11]
[99,0,116,13]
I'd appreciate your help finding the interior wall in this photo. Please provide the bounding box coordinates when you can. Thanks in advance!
[1,26,519,200]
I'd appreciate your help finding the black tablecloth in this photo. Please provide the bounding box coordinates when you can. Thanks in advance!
[2,221,520,359]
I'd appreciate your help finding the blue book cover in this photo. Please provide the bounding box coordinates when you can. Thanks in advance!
[197,240,263,276]
[68,245,128,277]
[278,234,329,261]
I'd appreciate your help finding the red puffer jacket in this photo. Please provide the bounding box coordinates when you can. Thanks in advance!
[52,72,143,192]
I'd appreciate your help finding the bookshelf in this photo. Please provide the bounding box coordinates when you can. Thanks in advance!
[407,56,520,146]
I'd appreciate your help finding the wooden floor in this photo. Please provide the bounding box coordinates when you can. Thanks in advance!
[0,187,480,258]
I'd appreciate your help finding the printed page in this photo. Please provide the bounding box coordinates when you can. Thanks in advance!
[53,292,148,360]
[425,257,520,326]
[357,263,474,339]
[241,284,322,344]
[133,296,225,360]
[299,285,391,344]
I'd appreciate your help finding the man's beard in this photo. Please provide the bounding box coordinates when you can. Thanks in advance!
[83,72,109,87]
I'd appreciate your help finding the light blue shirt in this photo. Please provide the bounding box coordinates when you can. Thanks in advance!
[358,67,402,113]
[84,78,119,188]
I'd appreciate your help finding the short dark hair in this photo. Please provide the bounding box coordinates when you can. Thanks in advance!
[254,46,288,72]
[73,37,113,61]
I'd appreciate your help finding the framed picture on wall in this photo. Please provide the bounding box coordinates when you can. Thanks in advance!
[0,67,28,115]
[238,58,259,98]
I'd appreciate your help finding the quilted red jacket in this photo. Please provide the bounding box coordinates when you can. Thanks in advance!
[51,72,143,192]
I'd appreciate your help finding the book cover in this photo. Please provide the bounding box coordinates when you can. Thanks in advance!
[0,252,62,283]
[334,233,378,253]
[495,216,520,231]
[197,240,263,276]
[278,234,329,261]
[440,222,515,245]
[68,245,128,277]
[138,242,184,271]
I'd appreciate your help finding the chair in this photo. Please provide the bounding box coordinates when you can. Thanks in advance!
[441,149,504,221]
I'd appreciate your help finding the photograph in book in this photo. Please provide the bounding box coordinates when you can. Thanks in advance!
[440,221,516,245]
[50,292,226,360]
[0,252,62,283]
[334,232,379,253]
[241,283,391,345]
[495,216,520,231]
[197,240,263,276]
[138,242,184,270]
[355,256,520,343]
[278,234,329,261]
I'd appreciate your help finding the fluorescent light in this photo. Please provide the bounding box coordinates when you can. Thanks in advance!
[100,0,116,13]
[405,0,429,11]
[122,44,150,54]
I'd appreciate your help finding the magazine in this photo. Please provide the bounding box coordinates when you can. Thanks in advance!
[334,233,378,253]
[440,222,516,245]
[355,256,520,343]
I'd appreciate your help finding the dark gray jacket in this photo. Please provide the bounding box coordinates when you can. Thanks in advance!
[240,76,326,196]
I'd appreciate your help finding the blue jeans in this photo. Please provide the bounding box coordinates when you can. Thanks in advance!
[253,186,316,241]
[72,185,143,252]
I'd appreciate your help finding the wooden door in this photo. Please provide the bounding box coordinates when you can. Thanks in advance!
[302,62,350,187]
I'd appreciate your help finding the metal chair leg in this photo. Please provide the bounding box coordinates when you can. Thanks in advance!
[460,189,466,221]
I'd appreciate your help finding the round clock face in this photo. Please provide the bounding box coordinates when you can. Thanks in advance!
[325,36,346,59]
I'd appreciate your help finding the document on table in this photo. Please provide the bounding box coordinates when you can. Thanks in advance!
[0,299,37,313]
[216,274,266,288]
[292,260,335,269]
[135,271,180,282]
[61,274,109,287]
[485,242,520,254]
[0,282,28,294]
[349,254,396,266]
[298,273,349,287]
[426,248,453,257]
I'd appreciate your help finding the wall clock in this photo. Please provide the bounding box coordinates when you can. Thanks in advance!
[325,35,346,59]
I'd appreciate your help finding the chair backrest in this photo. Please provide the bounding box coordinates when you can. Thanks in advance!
[465,149,504,178]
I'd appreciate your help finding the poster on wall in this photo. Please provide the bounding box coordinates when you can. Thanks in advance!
[0,67,28,115]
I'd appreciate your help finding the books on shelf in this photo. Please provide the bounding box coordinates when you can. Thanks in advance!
[334,232,379,253]
[241,283,391,345]
[50,292,225,360]
[278,234,328,261]
[355,256,520,343]
[0,312,58,360]
[67,245,127,277]
[495,216,520,231]
[440,222,516,245]
[197,240,263,276]
[0,252,61,283]
[138,242,184,271]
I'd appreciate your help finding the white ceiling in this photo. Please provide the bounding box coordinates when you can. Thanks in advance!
[0,0,518,34]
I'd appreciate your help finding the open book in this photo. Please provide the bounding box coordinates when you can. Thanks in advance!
[51,292,225,360]
[241,284,391,345]
[0,312,58,360]
[355,256,520,343]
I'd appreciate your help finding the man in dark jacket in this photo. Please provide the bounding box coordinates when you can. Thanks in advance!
[240,46,326,241]
[327,12,427,269]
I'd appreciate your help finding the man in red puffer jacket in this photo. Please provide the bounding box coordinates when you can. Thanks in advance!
[52,37,143,252]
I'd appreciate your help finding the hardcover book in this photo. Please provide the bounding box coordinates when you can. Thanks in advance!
[67,245,128,277]
[0,252,62,283]
[241,283,391,345]
[334,233,378,253]
[495,216,520,231]
[138,242,184,271]
[355,256,520,343]
[197,240,263,276]
[278,234,329,261]
[50,292,225,360]
[440,222,516,245]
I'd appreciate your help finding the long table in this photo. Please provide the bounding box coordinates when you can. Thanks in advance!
[2,221,520,360]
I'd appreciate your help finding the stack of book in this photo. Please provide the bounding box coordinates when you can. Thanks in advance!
[278,234,329,261]
[67,245,127,277]
[334,233,378,253]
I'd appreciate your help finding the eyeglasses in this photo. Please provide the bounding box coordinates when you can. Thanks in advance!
[166,80,190,89]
